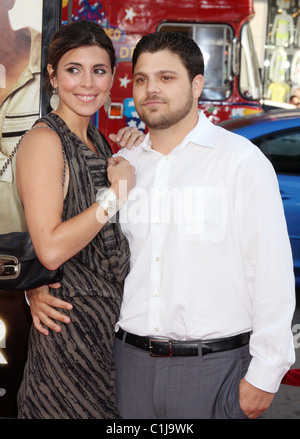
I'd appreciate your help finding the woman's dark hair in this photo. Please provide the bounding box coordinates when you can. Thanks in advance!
[45,20,116,92]
[132,31,204,82]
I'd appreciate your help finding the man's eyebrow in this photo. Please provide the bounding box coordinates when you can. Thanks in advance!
[133,70,178,77]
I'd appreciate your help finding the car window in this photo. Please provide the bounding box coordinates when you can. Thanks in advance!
[254,130,300,174]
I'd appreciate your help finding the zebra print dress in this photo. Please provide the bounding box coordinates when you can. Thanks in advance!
[17,113,130,419]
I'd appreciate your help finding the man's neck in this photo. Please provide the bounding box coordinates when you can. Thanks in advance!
[149,111,199,155]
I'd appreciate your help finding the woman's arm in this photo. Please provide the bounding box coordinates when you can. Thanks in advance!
[16,127,135,270]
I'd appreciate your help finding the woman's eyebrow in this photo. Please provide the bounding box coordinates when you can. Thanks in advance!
[63,62,109,68]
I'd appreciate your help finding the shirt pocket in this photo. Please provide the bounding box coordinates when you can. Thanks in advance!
[178,186,228,242]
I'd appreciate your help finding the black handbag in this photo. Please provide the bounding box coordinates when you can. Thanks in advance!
[0,125,66,292]
[0,232,63,291]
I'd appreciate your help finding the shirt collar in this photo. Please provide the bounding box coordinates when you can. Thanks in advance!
[27,27,41,74]
[141,110,216,154]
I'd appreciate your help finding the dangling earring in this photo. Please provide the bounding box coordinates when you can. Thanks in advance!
[50,88,60,111]
[104,93,111,113]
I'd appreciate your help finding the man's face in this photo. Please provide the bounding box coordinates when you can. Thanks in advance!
[133,50,202,130]
[1,0,16,12]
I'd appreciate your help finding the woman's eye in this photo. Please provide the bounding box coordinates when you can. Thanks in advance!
[67,67,79,74]
[93,68,105,75]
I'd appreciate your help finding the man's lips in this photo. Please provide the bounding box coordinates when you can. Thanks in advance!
[142,99,165,107]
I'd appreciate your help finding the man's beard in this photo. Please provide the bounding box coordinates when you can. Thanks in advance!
[137,89,194,130]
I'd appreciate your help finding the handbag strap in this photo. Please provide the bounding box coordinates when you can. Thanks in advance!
[0,125,67,189]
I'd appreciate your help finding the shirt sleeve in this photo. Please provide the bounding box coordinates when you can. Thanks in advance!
[113,146,139,164]
[233,144,295,393]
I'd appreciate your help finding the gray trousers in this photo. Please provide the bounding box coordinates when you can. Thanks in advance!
[113,335,251,419]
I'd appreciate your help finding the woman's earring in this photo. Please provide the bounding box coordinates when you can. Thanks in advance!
[50,88,60,111]
[104,93,111,113]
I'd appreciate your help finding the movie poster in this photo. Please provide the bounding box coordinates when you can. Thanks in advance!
[0,0,61,418]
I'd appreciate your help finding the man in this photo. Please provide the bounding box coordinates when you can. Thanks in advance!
[290,87,300,107]
[0,0,42,417]
[0,0,41,232]
[27,31,295,419]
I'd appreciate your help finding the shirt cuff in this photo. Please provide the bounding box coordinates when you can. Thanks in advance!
[245,354,295,393]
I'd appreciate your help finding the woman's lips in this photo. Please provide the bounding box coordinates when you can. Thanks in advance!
[75,94,97,103]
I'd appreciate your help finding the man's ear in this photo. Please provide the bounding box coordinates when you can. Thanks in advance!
[192,74,204,99]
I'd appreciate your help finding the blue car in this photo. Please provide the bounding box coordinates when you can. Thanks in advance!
[219,109,300,288]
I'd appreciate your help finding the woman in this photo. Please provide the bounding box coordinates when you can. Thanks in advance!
[16,20,137,419]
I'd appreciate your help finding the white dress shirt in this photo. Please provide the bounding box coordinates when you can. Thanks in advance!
[116,110,295,393]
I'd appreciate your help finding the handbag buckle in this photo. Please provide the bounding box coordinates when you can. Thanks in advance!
[0,255,20,279]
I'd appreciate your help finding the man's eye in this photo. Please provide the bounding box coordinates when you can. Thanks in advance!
[135,77,145,83]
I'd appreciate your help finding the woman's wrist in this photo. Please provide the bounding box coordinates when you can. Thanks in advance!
[95,187,123,219]
[109,181,128,204]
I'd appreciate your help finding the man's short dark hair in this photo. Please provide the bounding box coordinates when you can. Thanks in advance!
[132,31,205,82]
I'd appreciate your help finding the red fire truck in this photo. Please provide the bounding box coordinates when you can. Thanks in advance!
[63,0,262,151]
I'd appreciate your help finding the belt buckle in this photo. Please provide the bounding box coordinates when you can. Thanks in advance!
[149,339,172,357]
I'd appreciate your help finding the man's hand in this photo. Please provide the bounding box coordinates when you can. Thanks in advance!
[109,126,145,149]
[26,283,73,336]
[239,378,275,419]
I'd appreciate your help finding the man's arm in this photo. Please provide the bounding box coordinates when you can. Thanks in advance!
[26,284,73,335]
[234,144,295,413]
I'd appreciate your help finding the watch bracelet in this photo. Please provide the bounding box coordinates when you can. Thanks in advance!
[96,188,123,219]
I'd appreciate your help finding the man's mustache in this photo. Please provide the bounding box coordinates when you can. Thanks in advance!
[140,96,167,105]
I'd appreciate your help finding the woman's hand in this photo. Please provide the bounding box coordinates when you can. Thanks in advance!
[107,157,136,202]
[109,126,145,149]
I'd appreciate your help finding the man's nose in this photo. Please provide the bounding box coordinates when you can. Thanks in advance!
[146,78,160,94]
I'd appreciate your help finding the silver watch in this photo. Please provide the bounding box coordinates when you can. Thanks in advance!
[96,188,122,219]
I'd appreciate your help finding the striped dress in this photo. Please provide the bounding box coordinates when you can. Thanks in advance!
[17,113,130,419]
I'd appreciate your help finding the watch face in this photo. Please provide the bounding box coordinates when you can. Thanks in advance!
[107,199,117,213]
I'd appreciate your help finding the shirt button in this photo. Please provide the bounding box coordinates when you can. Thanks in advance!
[154,328,159,332]
[156,256,160,262]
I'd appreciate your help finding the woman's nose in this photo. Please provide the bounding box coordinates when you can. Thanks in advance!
[81,72,94,87]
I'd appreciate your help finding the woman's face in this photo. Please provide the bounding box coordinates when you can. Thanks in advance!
[48,45,115,118]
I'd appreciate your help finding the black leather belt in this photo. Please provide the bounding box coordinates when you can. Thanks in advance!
[115,329,250,357]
